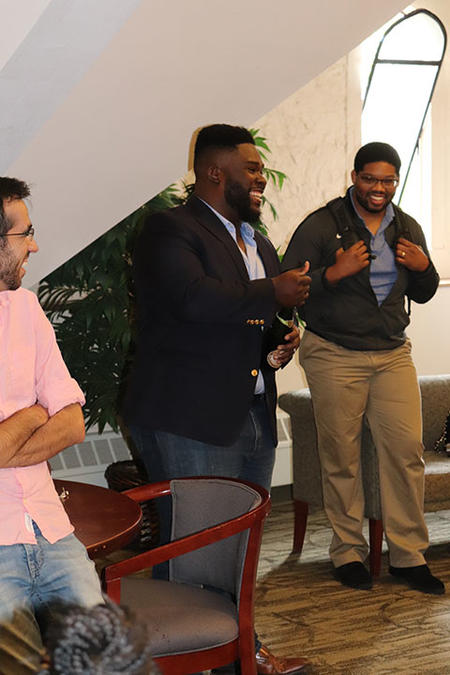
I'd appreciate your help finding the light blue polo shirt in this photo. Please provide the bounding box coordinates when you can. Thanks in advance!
[350,188,397,305]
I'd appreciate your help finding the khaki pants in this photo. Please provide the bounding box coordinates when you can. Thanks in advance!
[299,330,428,568]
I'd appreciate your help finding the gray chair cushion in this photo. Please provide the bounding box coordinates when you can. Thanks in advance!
[121,577,238,656]
[169,479,261,597]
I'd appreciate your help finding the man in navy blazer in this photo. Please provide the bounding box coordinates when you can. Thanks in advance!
[124,124,310,675]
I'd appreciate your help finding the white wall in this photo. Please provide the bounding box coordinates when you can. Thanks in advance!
[407,285,450,375]
[254,52,362,253]
[0,0,52,70]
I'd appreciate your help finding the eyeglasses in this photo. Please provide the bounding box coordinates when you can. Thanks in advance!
[358,174,399,189]
[0,226,35,240]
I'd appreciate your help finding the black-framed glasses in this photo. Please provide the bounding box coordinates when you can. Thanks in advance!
[0,226,35,240]
[358,174,399,189]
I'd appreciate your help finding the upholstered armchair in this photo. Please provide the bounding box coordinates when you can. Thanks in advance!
[103,477,271,675]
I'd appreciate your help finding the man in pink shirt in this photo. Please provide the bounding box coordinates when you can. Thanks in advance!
[0,177,103,627]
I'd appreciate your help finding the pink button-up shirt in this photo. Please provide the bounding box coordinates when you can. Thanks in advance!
[0,288,85,545]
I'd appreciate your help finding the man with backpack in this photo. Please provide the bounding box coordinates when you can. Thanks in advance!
[282,142,444,595]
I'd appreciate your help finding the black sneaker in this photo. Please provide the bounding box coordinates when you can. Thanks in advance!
[334,561,373,590]
[389,564,445,595]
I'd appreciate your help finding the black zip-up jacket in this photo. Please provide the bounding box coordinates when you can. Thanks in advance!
[281,189,440,351]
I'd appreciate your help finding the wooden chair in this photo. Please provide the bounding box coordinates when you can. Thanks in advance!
[102,477,271,675]
[279,374,450,577]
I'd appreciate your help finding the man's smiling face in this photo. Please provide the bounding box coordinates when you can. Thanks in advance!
[222,143,266,223]
[351,161,398,215]
[0,199,38,291]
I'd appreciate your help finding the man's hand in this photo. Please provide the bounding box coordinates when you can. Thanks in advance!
[267,325,300,369]
[396,237,429,272]
[272,262,311,307]
[325,241,370,285]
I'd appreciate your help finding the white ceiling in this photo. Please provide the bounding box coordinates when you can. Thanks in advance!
[1,0,409,286]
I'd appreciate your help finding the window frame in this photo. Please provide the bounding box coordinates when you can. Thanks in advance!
[363,8,447,204]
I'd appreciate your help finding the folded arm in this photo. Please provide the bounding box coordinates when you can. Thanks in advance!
[0,403,85,468]
[0,404,49,465]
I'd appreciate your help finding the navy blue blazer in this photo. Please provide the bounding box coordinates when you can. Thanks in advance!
[124,196,281,446]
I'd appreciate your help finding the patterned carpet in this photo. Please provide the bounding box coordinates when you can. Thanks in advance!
[255,501,450,674]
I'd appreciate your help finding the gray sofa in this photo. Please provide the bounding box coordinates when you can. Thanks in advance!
[278,373,450,576]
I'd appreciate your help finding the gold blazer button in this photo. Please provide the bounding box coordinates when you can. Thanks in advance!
[251,369,258,377]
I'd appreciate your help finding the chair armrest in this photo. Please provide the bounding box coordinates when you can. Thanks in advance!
[122,480,171,502]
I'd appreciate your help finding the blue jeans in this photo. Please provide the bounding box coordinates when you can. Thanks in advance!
[0,522,104,624]
[130,396,275,570]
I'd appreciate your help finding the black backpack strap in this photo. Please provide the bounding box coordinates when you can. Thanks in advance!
[326,197,354,237]
[326,196,375,256]
[392,203,413,241]
[392,204,414,315]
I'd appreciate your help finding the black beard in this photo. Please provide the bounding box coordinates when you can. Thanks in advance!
[0,244,22,290]
[224,180,260,223]
[0,267,21,290]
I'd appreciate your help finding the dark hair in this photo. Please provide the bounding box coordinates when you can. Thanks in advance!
[354,142,401,174]
[43,602,159,674]
[0,176,30,236]
[193,123,254,171]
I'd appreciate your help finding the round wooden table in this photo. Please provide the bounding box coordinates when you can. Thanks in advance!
[53,479,142,558]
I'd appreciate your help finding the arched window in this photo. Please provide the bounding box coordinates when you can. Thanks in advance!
[361,9,446,243]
